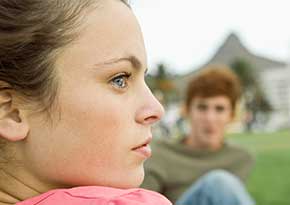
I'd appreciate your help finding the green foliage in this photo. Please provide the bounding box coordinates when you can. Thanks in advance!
[230,59,272,112]
[156,63,168,80]
[230,59,257,89]
[230,59,272,131]
[146,63,180,105]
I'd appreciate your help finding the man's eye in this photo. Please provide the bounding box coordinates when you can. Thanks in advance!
[215,105,225,113]
[110,73,131,89]
[197,104,207,111]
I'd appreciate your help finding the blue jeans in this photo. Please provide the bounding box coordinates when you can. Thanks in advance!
[175,170,255,205]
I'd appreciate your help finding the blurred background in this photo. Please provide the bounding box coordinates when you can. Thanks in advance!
[131,1,290,205]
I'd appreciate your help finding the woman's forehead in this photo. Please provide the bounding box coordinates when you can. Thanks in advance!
[63,2,145,65]
[55,0,146,77]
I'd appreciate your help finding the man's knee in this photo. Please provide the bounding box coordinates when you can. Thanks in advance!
[177,170,255,205]
[199,170,245,193]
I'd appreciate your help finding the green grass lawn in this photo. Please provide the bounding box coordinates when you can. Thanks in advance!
[228,129,290,205]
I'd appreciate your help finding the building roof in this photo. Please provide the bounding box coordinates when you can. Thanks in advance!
[178,32,288,91]
[203,33,286,71]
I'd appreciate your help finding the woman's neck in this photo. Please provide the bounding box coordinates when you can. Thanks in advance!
[0,168,40,204]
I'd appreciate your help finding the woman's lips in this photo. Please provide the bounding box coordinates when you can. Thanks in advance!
[132,143,152,158]
[132,137,152,158]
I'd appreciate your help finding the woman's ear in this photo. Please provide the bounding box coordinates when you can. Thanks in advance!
[0,90,29,142]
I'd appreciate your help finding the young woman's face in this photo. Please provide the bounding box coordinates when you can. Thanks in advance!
[21,0,164,190]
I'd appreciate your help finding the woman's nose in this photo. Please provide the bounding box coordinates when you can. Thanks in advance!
[135,86,164,125]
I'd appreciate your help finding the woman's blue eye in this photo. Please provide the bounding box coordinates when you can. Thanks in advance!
[111,73,131,89]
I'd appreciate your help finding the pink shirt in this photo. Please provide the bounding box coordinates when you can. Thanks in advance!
[17,186,172,205]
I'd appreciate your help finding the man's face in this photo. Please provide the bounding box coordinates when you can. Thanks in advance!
[188,96,233,150]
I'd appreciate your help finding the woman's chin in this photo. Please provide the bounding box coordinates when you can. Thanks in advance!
[118,167,145,189]
[95,167,145,189]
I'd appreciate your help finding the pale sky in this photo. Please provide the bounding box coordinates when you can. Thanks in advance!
[131,0,290,74]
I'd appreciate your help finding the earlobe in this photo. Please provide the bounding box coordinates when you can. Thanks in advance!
[0,91,29,142]
[0,117,29,142]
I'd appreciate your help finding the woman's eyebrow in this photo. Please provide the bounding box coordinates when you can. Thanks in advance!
[94,55,142,71]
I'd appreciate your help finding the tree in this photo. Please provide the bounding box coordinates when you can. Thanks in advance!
[230,59,257,90]
[145,63,179,106]
[230,59,272,131]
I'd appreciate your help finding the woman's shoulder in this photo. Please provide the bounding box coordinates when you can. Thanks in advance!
[17,186,171,205]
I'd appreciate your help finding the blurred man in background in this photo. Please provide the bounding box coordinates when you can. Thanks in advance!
[142,65,255,205]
